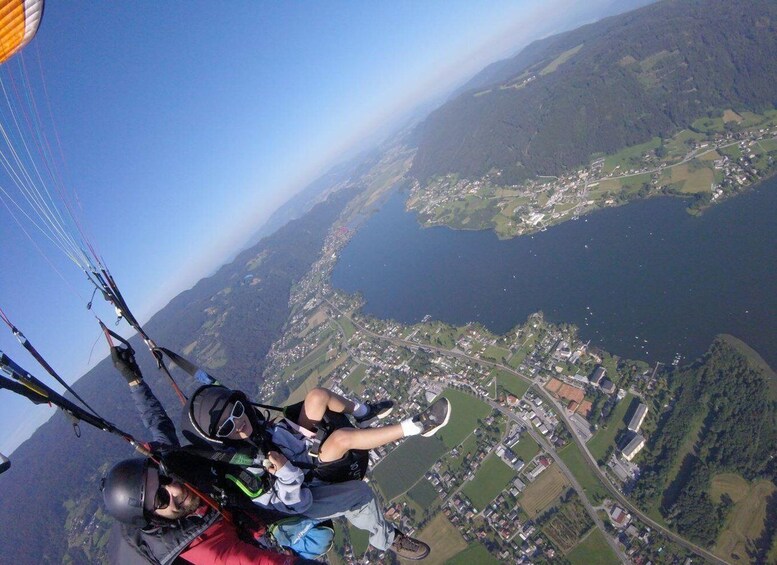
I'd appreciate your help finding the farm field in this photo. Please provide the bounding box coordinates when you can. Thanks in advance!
[300,308,328,337]
[566,529,620,565]
[670,162,714,193]
[436,389,491,449]
[340,364,366,395]
[587,393,635,462]
[520,464,570,517]
[507,347,528,368]
[460,454,516,510]
[603,137,661,173]
[484,345,511,362]
[445,432,477,474]
[557,443,608,504]
[491,367,530,398]
[373,436,447,501]
[337,315,356,339]
[541,496,593,552]
[407,479,439,510]
[510,436,540,463]
[446,543,500,565]
[284,353,348,404]
[712,475,777,563]
[414,514,468,565]
[347,523,369,558]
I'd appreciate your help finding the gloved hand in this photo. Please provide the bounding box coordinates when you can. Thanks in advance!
[111,345,143,384]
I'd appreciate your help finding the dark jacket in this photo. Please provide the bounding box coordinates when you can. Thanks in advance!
[114,381,284,565]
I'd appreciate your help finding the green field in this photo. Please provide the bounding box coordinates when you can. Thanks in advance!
[507,347,528,368]
[542,496,594,552]
[373,436,447,501]
[436,389,491,449]
[670,162,714,193]
[692,115,726,134]
[712,476,777,562]
[540,43,584,75]
[461,454,516,510]
[341,364,366,395]
[603,137,661,173]
[566,529,620,564]
[338,316,356,339]
[445,432,478,474]
[758,138,777,153]
[484,345,511,362]
[491,367,530,398]
[620,172,653,194]
[511,436,540,463]
[407,479,439,509]
[719,143,743,159]
[447,543,500,565]
[347,523,370,556]
[587,393,635,462]
[557,443,608,504]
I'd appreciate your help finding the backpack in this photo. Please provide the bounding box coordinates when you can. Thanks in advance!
[269,517,335,559]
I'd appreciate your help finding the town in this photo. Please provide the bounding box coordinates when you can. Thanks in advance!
[256,216,718,565]
[406,108,777,239]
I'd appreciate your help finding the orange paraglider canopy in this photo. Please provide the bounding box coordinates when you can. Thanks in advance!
[0,0,43,64]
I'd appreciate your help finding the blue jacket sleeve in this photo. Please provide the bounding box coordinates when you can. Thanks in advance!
[129,381,180,448]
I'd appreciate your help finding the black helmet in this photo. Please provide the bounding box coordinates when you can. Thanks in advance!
[102,458,153,527]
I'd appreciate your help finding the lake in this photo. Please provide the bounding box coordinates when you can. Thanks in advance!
[332,179,777,369]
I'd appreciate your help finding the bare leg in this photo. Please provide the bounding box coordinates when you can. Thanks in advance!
[318,425,405,462]
[299,387,355,430]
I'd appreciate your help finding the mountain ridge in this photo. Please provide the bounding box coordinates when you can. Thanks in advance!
[411,0,777,185]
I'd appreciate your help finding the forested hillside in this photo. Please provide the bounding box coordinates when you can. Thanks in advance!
[0,185,361,564]
[632,336,777,557]
[411,0,777,185]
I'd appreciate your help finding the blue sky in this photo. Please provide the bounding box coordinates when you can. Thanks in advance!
[0,0,626,454]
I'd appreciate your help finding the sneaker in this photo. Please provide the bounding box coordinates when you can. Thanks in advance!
[354,400,394,428]
[413,397,451,437]
[390,529,430,560]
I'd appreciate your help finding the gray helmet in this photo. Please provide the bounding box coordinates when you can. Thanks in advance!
[102,458,152,527]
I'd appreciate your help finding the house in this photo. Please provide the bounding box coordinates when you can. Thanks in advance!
[600,378,616,394]
[571,373,589,385]
[590,365,606,385]
[609,505,630,528]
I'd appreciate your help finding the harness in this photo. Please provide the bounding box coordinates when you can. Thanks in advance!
[279,401,369,484]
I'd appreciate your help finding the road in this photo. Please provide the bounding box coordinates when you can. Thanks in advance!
[488,399,629,563]
[325,298,729,565]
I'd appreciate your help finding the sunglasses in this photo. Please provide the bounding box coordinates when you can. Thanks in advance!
[153,475,173,511]
[215,400,246,438]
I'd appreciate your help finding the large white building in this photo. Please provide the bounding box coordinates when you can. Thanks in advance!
[628,403,648,433]
[622,434,646,461]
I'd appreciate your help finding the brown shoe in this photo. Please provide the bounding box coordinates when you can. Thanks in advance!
[390,529,430,560]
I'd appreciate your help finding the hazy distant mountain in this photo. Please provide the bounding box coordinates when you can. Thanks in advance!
[0,185,361,564]
[447,0,658,100]
[245,150,381,249]
[411,0,777,185]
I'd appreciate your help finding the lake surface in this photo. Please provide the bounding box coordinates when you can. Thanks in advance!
[332,179,777,369]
